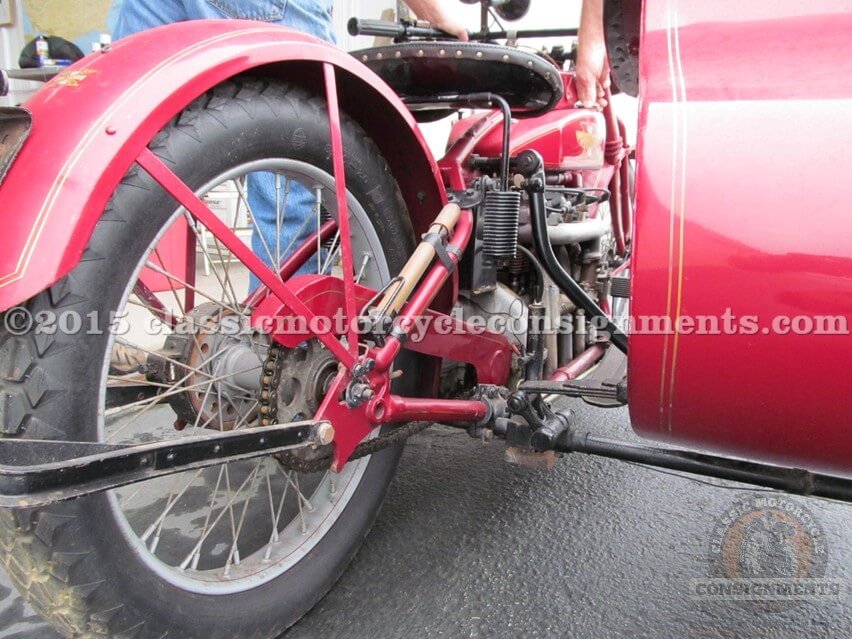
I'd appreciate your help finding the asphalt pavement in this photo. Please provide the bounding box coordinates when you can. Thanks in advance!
[1,400,849,638]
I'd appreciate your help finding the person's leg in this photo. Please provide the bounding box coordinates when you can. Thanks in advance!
[182,0,335,42]
[114,0,188,38]
[179,0,337,290]
[121,0,337,290]
[280,0,336,44]
[247,173,321,288]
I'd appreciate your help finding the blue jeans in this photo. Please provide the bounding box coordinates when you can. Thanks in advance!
[115,0,335,289]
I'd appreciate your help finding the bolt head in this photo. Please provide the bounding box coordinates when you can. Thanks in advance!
[316,422,335,446]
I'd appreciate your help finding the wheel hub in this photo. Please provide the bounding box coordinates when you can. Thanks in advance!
[163,303,263,430]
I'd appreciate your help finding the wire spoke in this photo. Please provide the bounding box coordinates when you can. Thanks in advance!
[234,178,277,275]
[219,179,244,299]
[144,260,245,317]
[104,360,260,441]
[107,164,381,584]
[183,211,240,309]
[127,293,175,326]
[105,347,257,418]
[223,458,264,576]
[320,231,341,275]
[356,253,372,284]
[274,175,283,272]
[315,186,323,273]
[189,465,227,571]
[178,460,263,571]
[140,469,205,553]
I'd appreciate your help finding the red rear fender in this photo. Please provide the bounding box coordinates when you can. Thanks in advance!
[0,20,446,311]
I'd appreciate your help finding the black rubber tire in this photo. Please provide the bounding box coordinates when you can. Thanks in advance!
[0,77,416,638]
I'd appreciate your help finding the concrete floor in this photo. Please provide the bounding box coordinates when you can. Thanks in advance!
[1,401,849,638]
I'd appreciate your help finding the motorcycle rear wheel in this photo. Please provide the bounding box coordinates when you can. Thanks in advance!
[0,77,416,638]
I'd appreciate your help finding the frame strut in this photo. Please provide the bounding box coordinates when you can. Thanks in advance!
[136,148,356,368]
[323,63,359,355]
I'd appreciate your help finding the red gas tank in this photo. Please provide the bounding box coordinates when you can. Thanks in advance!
[449,73,606,172]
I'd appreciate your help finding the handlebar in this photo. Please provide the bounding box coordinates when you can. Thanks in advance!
[348,18,578,42]
[348,18,452,40]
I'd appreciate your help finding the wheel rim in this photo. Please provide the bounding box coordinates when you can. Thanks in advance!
[99,159,389,594]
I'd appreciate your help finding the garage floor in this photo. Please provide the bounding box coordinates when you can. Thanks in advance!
[1,400,849,639]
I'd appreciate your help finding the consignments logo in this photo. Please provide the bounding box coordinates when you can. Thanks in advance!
[691,495,844,606]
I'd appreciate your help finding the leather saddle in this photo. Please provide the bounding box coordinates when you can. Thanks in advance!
[352,41,564,122]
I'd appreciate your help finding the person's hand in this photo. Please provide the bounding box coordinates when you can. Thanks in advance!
[574,0,609,109]
[405,0,469,41]
[575,38,609,108]
[432,10,469,41]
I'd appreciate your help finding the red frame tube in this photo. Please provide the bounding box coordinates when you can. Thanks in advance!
[243,219,338,308]
[183,222,196,310]
[134,59,485,468]
[550,345,606,382]
[373,210,474,373]
[611,258,631,277]
[618,121,633,243]
[603,98,627,256]
[323,63,359,356]
[132,279,175,327]
[383,396,487,424]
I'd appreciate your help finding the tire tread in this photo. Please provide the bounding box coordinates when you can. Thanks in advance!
[0,75,411,638]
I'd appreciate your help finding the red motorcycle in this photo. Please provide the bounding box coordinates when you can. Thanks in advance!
[0,1,848,637]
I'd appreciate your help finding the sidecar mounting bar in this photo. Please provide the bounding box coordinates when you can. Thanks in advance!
[0,421,324,508]
[555,431,852,503]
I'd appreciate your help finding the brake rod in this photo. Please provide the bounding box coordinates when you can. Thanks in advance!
[558,431,852,503]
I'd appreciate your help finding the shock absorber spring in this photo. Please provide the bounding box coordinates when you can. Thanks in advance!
[482,190,522,260]
[505,252,529,275]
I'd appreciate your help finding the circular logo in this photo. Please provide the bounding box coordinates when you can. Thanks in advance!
[701,495,835,609]
[711,495,826,581]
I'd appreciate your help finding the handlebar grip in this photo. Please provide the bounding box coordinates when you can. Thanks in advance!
[348,18,405,38]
